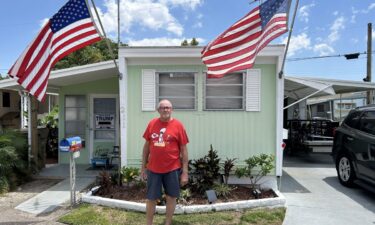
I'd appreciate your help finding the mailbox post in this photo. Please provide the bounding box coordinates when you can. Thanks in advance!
[59,136,83,206]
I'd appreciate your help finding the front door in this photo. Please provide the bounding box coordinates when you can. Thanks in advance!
[90,95,119,165]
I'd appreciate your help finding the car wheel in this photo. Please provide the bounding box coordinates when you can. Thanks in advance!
[336,154,356,187]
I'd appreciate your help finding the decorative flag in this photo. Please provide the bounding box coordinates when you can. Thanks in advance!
[201,0,290,78]
[8,0,102,101]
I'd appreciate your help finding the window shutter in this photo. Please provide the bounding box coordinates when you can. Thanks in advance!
[142,69,156,111]
[246,69,261,111]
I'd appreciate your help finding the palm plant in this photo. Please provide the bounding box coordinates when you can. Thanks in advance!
[0,131,30,194]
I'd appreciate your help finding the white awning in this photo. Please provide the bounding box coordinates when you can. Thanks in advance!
[0,61,118,93]
[284,76,375,109]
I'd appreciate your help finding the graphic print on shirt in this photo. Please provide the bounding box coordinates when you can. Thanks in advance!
[154,127,166,147]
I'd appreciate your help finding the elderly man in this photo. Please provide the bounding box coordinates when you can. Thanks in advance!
[141,99,189,225]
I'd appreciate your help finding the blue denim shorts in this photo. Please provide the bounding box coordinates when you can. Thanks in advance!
[146,169,181,200]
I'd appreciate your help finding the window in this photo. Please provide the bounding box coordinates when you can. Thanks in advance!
[317,104,325,112]
[65,95,86,138]
[156,72,196,110]
[204,73,244,110]
[344,111,361,129]
[2,92,10,107]
[358,111,375,135]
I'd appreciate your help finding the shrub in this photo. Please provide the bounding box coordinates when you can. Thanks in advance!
[121,166,140,186]
[223,158,237,185]
[235,154,275,190]
[213,183,235,200]
[0,175,9,194]
[178,188,191,205]
[0,131,30,194]
[96,171,113,195]
[190,145,221,194]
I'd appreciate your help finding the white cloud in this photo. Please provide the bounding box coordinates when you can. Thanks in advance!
[359,3,375,14]
[351,7,359,23]
[333,11,338,16]
[39,18,49,28]
[299,3,315,23]
[160,0,203,10]
[351,38,359,44]
[328,16,345,43]
[128,37,205,46]
[313,43,335,56]
[282,33,311,56]
[193,22,202,28]
[94,0,185,37]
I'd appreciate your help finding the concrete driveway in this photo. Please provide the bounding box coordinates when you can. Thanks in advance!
[280,153,375,225]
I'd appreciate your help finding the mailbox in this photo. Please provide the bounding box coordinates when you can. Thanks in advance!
[59,136,83,152]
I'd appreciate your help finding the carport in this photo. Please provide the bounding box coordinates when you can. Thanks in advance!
[284,76,375,110]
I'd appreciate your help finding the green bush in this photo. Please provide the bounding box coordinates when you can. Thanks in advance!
[235,154,275,189]
[0,130,30,194]
[189,145,221,194]
[121,166,140,186]
[213,183,235,200]
[223,157,236,185]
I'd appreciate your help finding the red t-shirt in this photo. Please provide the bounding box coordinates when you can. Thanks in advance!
[143,118,189,173]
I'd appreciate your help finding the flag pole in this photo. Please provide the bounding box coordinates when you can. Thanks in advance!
[278,0,299,79]
[88,0,120,78]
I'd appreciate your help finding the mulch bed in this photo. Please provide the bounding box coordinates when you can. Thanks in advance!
[94,185,277,205]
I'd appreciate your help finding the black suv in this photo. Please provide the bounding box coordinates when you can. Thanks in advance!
[332,105,375,192]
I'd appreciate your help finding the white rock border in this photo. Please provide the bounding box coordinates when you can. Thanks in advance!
[81,188,286,214]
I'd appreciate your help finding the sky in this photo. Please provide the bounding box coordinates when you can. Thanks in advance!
[0,0,374,81]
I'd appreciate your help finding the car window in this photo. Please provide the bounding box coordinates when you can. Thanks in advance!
[358,111,375,135]
[344,111,361,129]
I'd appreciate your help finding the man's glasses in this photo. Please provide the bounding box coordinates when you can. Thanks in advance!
[160,106,172,110]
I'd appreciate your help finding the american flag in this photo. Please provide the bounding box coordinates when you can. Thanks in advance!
[201,0,290,78]
[8,0,102,101]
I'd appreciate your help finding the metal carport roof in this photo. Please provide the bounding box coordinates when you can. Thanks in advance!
[284,76,375,109]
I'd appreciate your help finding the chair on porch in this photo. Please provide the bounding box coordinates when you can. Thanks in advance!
[91,146,110,168]
[108,145,120,167]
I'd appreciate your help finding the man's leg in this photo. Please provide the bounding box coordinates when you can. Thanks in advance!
[163,169,181,225]
[146,199,157,225]
[146,170,162,225]
[165,195,177,225]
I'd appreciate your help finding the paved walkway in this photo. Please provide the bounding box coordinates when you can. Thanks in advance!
[281,154,375,225]
[15,164,101,215]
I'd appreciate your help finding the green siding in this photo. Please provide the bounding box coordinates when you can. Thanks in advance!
[126,65,276,167]
[57,64,277,168]
[58,77,118,164]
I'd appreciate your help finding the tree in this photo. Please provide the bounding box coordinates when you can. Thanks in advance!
[181,38,199,46]
[190,38,199,46]
[53,38,121,70]
[181,39,189,46]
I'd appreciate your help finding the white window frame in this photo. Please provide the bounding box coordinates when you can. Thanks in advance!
[156,71,197,111]
[203,72,246,111]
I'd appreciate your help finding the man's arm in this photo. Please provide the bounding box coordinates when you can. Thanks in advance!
[141,141,150,180]
[180,144,188,186]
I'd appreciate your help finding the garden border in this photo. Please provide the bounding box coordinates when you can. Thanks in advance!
[81,188,286,214]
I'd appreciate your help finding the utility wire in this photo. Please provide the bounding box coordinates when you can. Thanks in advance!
[287,51,375,62]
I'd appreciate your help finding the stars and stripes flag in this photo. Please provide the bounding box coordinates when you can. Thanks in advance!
[8,0,102,101]
[201,0,290,78]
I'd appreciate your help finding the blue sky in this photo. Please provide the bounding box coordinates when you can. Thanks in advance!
[0,0,374,81]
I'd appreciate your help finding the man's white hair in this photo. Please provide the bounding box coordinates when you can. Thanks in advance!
[157,99,173,109]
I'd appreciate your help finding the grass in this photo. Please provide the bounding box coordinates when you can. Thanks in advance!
[58,204,285,225]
